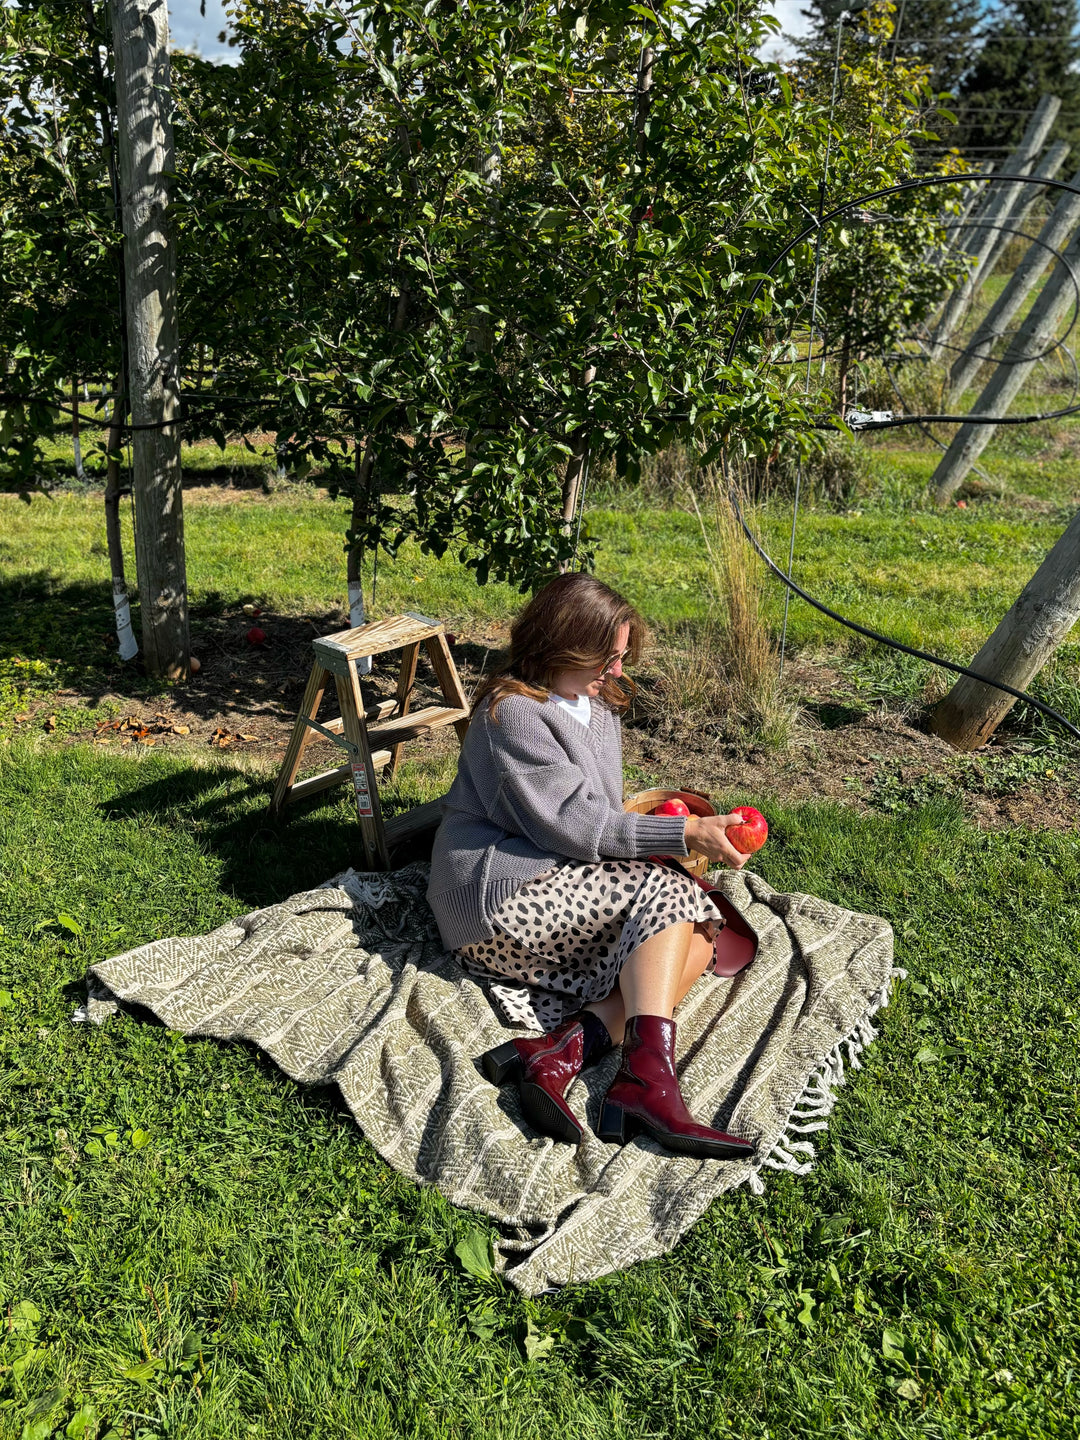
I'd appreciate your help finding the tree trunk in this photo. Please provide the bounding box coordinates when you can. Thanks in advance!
[928,94,1059,360]
[931,217,1080,502]
[930,506,1080,749]
[111,0,188,678]
[560,42,655,569]
[950,160,1080,400]
[71,376,85,481]
[103,375,139,661]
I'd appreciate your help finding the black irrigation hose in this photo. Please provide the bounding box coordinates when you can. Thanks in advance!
[718,171,1080,747]
[725,480,1080,743]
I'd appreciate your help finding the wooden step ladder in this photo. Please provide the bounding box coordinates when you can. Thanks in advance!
[270,612,470,870]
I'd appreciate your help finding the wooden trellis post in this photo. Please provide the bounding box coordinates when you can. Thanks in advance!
[929,95,1060,360]
[931,219,1080,503]
[950,162,1080,400]
[931,508,1080,750]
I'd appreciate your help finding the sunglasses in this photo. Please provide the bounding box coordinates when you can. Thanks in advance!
[597,647,630,677]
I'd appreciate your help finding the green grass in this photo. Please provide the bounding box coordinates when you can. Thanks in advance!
[3,417,1080,1436]
[3,465,1079,732]
[2,742,1078,1439]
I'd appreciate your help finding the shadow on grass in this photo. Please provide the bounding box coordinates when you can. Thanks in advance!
[99,762,364,909]
[0,569,490,731]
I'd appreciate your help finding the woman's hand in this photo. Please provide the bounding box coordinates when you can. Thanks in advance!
[685,814,750,870]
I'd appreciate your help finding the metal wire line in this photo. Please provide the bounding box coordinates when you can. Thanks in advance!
[721,170,1080,744]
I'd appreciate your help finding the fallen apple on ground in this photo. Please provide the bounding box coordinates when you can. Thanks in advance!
[246,626,267,647]
[652,798,691,818]
[726,806,768,854]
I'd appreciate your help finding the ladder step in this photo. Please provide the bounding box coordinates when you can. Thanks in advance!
[367,704,470,749]
[384,795,447,848]
[285,750,394,805]
[300,698,398,745]
[313,614,444,673]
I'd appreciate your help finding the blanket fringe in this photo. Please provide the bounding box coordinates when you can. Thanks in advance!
[750,966,906,1193]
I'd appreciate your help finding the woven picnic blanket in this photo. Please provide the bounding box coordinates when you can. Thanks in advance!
[85,864,897,1295]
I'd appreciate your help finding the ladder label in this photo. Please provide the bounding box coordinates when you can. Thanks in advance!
[350,761,374,817]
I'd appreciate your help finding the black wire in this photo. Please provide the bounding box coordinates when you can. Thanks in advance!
[723,171,1080,746]
[725,476,1080,743]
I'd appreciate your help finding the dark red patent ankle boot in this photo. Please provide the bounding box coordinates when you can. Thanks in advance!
[482,1012,611,1145]
[597,1014,755,1160]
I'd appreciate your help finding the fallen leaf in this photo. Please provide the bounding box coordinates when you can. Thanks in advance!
[239,733,258,742]
[172,725,190,736]
[14,714,28,723]
[139,735,157,746]
[44,715,57,732]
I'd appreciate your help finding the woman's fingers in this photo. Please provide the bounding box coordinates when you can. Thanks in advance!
[686,815,749,869]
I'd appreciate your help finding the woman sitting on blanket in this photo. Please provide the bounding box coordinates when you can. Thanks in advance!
[426,572,757,1160]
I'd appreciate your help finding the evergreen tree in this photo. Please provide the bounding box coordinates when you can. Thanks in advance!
[956,0,1080,156]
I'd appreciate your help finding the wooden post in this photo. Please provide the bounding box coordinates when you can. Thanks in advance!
[930,507,1080,749]
[929,95,1060,360]
[931,218,1080,503]
[347,444,374,674]
[950,161,1080,400]
[974,140,1068,292]
[110,0,188,678]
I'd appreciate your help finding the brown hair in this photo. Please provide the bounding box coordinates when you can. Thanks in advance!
[473,573,646,721]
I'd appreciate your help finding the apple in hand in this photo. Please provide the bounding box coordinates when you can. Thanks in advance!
[653,797,691,818]
[726,806,768,855]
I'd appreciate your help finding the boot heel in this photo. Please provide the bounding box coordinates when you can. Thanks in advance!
[597,1101,631,1144]
[481,1040,524,1086]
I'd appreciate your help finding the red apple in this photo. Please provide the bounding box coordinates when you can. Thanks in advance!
[246,626,267,647]
[653,797,691,818]
[727,805,768,854]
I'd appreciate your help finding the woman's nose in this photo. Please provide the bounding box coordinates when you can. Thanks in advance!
[609,657,623,678]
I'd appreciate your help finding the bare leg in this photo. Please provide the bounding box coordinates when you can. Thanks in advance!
[585,922,714,1045]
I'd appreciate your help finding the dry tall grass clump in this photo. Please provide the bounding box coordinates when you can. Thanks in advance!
[689,468,799,749]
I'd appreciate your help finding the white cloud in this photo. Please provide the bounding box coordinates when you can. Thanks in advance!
[758,0,813,63]
[168,0,234,62]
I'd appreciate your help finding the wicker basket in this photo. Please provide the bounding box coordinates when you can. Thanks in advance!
[623,787,715,878]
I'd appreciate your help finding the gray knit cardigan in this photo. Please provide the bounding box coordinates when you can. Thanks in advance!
[426,692,690,952]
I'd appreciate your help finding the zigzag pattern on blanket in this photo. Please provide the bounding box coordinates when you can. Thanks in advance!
[86,863,896,1296]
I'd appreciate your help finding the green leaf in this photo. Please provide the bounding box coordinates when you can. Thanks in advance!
[523,1316,555,1362]
[881,1328,907,1363]
[56,913,82,936]
[454,1229,495,1281]
[130,1128,151,1149]
[66,1403,99,1438]
[123,1357,165,1384]
[11,1300,41,1336]
[894,1377,920,1401]
[914,1046,939,1064]
[466,1309,498,1341]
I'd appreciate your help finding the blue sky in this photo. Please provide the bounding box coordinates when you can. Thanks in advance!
[169,0,810,64]
[168,0,234,60]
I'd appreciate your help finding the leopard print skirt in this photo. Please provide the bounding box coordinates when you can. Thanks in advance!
[457,859,725,1031]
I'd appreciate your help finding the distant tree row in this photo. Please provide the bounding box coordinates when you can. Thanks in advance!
[800,0,1080,159]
